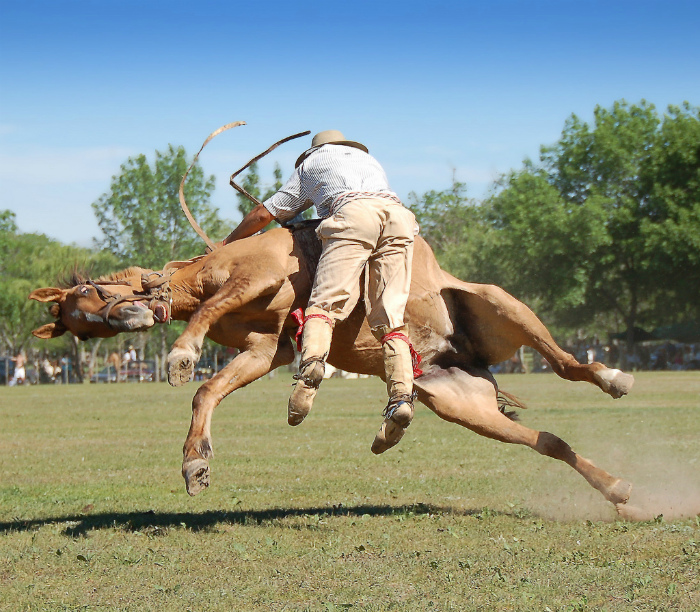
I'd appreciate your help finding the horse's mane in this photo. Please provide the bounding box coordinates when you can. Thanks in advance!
[290,221,323,282]
[60,270,88,288]
[97,266,147,283]
[59,266,147,288]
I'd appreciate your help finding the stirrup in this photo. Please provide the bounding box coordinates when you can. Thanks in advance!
[292,357,325,389]
[382,391,416,421]
[372,393,415,455]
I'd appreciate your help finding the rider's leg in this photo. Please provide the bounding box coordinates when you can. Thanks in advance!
[288,309,333,425]
[365,202,417,453]
[371,328,417,454]
[288,204,379,424]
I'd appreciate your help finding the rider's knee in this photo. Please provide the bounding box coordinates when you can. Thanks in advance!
[372,324,407,342]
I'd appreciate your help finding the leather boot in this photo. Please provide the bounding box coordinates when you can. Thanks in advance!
[288,310,333,426]
[371,333,415,454]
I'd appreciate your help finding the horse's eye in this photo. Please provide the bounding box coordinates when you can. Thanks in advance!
[78,285,90,296]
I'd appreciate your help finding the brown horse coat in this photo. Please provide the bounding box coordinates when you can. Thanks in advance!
[30,223,634,509]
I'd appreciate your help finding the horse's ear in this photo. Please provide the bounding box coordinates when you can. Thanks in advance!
[32,321,68,339]
[29,287,66,303]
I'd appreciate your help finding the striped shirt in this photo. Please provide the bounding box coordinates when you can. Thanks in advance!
[263,144,402,223]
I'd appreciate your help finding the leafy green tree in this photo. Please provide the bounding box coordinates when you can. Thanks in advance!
[265,163,284,201]
[0,209,16,233]
[482,171,610,326]
[0,210,120,379]
[641,103,700,318]
[92,144,225,268]
[485,100,700,348]
[408,179,494,282]
[235,162,313,222]
[235,161,262,218]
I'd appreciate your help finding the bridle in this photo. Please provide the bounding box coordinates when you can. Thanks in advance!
[85,271,173,329]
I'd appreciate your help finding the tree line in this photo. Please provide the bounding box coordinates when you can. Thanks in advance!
[2,99,698,380]
[410,100,699,351]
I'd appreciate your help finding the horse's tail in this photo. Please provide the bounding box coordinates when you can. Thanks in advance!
[497,390,527,421]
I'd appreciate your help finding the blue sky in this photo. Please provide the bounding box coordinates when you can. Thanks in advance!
[1,0,698,246]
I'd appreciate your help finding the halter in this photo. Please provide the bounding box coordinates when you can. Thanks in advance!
[85,271,173,328]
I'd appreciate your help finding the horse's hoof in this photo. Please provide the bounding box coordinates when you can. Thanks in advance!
[183,458,210,496]
[595,369,635,399]
[606,478,632,505]
[615,503,652,521]
[168,348,196,387]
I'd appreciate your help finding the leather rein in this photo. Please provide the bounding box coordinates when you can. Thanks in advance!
[178,122,310,250]
[86,271,173,328]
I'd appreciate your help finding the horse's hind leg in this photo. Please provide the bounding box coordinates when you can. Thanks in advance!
[449,280,634,398]
[415,367,631,506]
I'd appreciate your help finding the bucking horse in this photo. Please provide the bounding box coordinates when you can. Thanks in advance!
[29,222,636,513]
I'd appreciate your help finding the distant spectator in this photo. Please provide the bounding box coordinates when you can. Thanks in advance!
[40,356,56,383]
[9,352,26,386]
[123,345,137,363]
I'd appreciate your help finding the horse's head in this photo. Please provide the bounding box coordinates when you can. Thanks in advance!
[29,269,163,340]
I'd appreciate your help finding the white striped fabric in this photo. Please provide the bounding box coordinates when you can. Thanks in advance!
[262,144,402,223]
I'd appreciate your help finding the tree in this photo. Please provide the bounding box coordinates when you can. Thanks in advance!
[235,161,262,218]
[407,179,494,282]
[92,145,231,378]
[485,100,700,348]
[483,171,610,325]
[92,144,225,268]
[0,210,121,380]
[641,103,700,318]
[266,164,284,198]
[235,161,294,221]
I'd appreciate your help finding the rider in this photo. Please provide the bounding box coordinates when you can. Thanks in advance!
[223,130,419,453]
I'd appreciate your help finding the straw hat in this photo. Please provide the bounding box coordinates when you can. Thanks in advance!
[295,130,368,167]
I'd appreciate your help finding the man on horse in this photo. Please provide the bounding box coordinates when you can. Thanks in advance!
[222,130,419,453]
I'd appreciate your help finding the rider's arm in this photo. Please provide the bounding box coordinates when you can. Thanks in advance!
[222,166,307,246]
[222,204,275,245]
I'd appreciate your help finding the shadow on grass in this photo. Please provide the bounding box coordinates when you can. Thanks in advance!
[0,503,532,537]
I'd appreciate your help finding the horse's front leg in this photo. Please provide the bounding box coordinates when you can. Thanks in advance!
[182,333,294,496]
[168,268,286,386]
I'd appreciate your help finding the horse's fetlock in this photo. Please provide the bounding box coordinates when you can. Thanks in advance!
[183,437,213,461]
[197,438,213,459]
[170,342,201,361]
[594,368,634,399]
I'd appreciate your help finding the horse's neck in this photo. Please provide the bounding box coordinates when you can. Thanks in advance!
[101,266,154,290]
[167,264,206,318]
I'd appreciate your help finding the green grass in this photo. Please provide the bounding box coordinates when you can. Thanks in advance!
[1,372,698,611]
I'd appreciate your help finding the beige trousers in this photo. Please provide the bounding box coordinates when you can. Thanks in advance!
[308,198,416,337]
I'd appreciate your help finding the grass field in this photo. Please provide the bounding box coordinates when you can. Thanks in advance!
[1,371,698,611]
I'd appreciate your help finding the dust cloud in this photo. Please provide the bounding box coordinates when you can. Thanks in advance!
[528,452,700,523]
